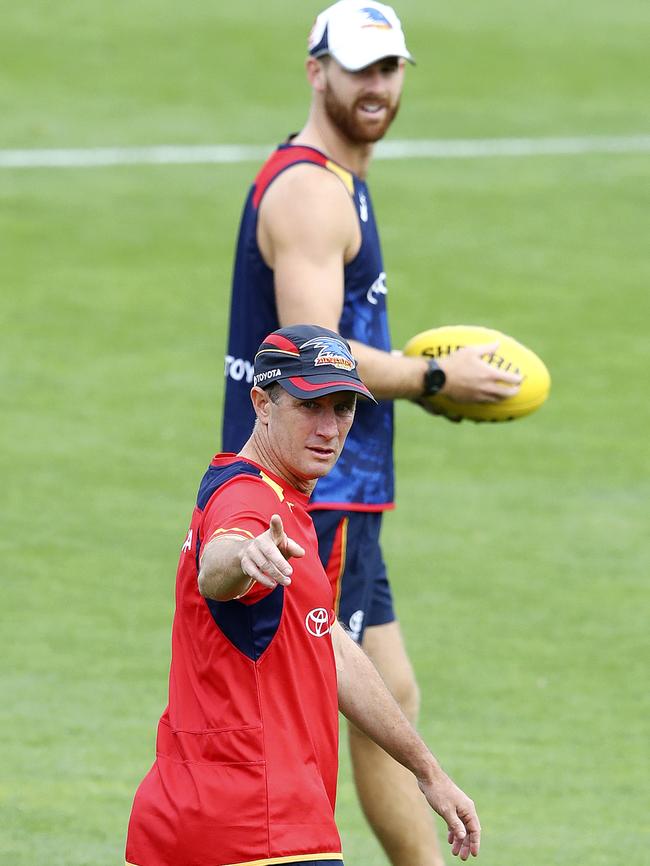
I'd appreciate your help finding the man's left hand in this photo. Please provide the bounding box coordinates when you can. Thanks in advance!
[417,771,481,860]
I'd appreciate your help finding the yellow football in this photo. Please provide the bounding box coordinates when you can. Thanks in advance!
[403,325,551,422]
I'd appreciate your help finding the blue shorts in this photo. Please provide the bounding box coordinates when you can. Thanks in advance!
[311,509,395,643]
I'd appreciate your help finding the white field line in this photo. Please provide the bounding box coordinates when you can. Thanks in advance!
[1,135,649,169]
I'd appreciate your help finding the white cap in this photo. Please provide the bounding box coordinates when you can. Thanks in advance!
[308,0,414,72]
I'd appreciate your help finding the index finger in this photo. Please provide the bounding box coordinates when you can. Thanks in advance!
[269,513,284,544]
[472,343,524,385]
[456,806,481,859]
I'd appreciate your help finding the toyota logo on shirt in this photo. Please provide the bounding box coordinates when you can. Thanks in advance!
[305,608,332,637]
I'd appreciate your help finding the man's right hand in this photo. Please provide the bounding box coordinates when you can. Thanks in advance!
[437,341,523,404]
[238,514,305,590]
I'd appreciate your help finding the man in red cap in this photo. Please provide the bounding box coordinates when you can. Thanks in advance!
[126,326,480,866]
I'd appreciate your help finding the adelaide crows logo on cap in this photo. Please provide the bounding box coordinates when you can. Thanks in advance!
[359,7,393,29]
[302,337,356,371]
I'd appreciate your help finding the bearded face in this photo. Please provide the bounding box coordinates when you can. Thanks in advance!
[322,60,403,144]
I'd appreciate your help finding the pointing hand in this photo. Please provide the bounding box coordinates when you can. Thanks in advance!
[239,514,305,590]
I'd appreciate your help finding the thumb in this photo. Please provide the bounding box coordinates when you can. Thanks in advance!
[269,513,284,546]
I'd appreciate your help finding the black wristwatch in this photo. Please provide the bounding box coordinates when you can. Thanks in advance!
[422,358,446,396]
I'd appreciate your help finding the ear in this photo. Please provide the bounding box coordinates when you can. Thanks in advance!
[306,56,327,93]
[250,386,272,425]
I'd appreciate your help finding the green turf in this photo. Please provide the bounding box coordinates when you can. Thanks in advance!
[1,1,649,864]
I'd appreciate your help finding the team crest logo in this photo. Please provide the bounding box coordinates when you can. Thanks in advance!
[305,608,332,637]
[359,191,369,223]
[302,337,356,372]
[359,7,393,29]
[367,271,387,305]
[348,610,364,642]
[181,528,193,553]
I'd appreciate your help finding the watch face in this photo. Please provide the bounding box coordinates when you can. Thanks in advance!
[424,362,446,395]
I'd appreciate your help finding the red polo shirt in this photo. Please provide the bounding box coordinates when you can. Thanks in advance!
[126,455,342,866]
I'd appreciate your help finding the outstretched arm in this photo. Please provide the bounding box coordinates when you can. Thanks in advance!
[198,515,304,601]
[348,339,522,403]
[332,622,481,860]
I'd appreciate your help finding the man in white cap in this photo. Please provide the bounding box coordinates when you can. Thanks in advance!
[222,4,521,864]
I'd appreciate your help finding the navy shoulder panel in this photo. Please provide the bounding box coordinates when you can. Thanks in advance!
[205,585,285,661]
[196,460,261,511]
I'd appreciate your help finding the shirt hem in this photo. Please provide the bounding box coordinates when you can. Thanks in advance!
[224,855,343,866]
[127,855,344,866]
[307,501,395,513]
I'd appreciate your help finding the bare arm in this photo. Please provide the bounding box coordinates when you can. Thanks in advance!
[258,163,352,331]
[258,165,428,399]
[197,515,304,601]
[332,622,481,860]
[259,163,520,404]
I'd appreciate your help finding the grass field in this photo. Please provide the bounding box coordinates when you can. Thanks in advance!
[1,2,649,865]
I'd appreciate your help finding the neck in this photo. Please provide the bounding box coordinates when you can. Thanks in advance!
[293,111,374,179]
[239,432,316,497]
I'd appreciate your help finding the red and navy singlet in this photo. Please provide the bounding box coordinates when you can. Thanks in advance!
[222,141,394,511]
[125,455,342,866]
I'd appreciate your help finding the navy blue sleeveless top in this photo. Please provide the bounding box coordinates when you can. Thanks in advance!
[222,142,394,510]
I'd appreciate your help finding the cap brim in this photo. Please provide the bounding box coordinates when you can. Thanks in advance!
[279,374,377,404]
[335,48,415,72]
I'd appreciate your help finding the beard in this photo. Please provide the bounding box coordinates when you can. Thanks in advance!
[323,82,400,144]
